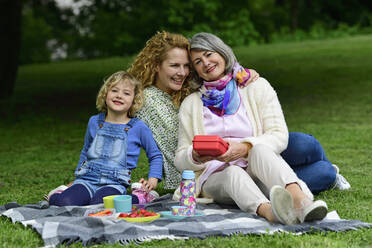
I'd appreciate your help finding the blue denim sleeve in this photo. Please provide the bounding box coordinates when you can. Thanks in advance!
[138,122,163,180]
[75,115,97,174]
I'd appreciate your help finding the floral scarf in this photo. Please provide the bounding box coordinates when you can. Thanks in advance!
[201,63,251,116]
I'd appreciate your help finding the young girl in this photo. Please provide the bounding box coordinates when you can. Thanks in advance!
[48,71,163,206]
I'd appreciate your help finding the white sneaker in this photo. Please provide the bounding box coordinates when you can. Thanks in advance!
[131,182,159,204]
[296,198,328,223]
[333,174,351,190]
[270,185,298,225]
[131,182,144,190]
[332,164,351,190]
[146,190,160,203]
[332,164,340,174]
[44,185,68,201]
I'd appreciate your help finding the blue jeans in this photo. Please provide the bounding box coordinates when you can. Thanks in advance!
[281,132,336,194]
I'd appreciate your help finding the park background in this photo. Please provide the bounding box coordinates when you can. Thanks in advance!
[1,0,372,247]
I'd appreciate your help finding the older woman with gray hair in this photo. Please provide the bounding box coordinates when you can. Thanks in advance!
[173,32,329,225]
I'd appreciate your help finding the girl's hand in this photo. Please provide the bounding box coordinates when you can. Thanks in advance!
[216,141,252,162]
[139,177,158,192]
[192,149,215,164]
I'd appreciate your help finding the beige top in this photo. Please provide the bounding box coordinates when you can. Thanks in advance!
[173,78,289,202]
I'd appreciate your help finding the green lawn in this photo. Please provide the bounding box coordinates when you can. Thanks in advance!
[1,35,372,247]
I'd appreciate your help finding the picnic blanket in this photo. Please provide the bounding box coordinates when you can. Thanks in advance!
[0,194,370,247]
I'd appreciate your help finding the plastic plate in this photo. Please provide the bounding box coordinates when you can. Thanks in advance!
[117,213,160,223]
[133,204,145,209]
[159,211,204,220]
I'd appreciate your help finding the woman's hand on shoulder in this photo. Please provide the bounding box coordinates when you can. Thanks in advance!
[216,141,252,162]
[248,69,259,83]
[239,69,259,88]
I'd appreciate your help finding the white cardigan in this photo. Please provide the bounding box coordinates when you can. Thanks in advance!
[173,77,289,201]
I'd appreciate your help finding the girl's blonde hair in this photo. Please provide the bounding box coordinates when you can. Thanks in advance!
[127,31,195,108]
[96,71,144,117]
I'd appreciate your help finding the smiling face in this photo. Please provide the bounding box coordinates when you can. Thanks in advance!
[105,79,135,117]
[155,47,190,94]
[191,50,226,82]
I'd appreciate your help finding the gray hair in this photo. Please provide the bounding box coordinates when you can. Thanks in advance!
[189,32,237,89]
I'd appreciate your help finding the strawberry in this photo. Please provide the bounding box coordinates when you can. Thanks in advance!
[118,213,129,218]
[119,208,157,218]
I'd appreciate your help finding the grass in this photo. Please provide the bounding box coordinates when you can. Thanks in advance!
[1,35,372,247]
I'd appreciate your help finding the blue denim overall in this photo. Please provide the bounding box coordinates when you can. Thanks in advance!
[74,113,137,198]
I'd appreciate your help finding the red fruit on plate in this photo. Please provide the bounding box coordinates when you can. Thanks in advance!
[118,208,158,218]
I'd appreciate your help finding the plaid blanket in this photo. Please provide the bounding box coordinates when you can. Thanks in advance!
[1,194,370,247]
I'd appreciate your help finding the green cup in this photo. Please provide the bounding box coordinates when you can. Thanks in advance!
[103,195,120,209]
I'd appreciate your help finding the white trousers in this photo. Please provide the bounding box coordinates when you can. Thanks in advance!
[201,144,313,214]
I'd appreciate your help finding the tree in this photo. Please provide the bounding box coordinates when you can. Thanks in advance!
[20,0,75,64]
[0,0,22,99]
[19,6,53,64]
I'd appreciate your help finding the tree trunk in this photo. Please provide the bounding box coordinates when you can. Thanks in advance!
[290,0,299,31]
[0,0,22,99]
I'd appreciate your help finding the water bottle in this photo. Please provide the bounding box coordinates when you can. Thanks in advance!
[180,170,196,216]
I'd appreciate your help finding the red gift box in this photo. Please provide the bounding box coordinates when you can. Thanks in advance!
[192,135,229,156]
